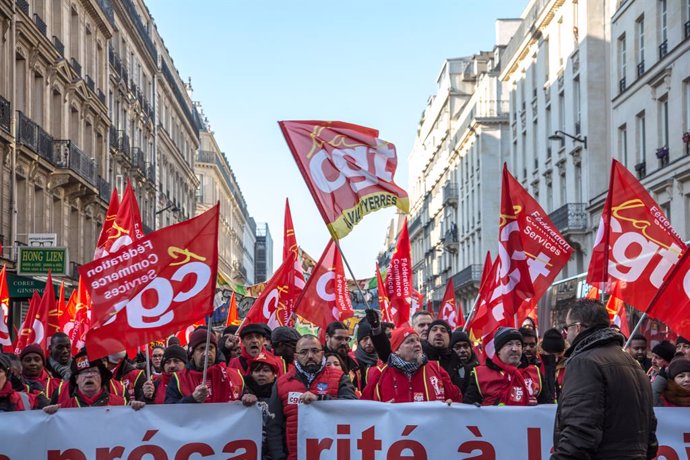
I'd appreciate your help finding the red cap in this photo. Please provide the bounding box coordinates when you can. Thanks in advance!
[390,327,418,352]
[250,352,278,374]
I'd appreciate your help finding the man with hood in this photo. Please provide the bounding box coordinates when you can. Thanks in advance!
[45,332,72,380]
[229,323,283,376]
[450,330,480,394]
[553,299,657,458]
[353,321,378,389]
[165,328,246,404]
[363,327,461,403]
[464,327,548,406]
[266,334,356,460]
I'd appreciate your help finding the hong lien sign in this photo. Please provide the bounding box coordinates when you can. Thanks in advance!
[18,247,69,275]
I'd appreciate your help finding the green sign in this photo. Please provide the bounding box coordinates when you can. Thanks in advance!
[17,247,69,276]
[6,273,62,298]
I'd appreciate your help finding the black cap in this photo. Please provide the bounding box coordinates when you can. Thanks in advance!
[69,348,112,388]
[541,328,566,354]
[652,341,676,363]
[668,357,690,379]
[450,330,470,348]
[223,325,239,335]
[356,322,373,343]
[494,327,523,353]
[240,323,272,339]
[427,319,451,336]
[271,326,301,344]
[162,345,188,366]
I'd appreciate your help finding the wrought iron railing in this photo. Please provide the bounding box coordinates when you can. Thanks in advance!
[97,175,111,199]
[34,14,47,36]
[70,57,82,77]
[548,203,587,233]
[53,140,96,185]
[451,264,482,288]
[442,183,458,207]
[0,95,9,133]
[132,147,146,172]
[121,0,157,61]
[52,36,65,56]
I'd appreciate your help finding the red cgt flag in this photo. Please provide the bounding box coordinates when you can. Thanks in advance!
[279,120,409,240]
[587,159,686,311]
[376,263,393,323]
[0,265,12,352]
[606,281,630,337]
[241,255,298,330]
[385,218,412,327]
[83,205,219,360]
[175,320,205,347]
[63,277,92,355]
[15,289,48,354]
[282,199,305,320]
[410,289,424,316]
[95,180,144,260]
[94,187,120,259]
[293,240,354,329]
[438,280,463,329]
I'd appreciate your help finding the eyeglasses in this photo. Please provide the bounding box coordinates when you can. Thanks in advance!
[562,322,582,333]
[296,348,323,357]
[77,368,100,377]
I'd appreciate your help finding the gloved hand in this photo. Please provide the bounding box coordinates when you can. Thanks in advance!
[365,308,380,330]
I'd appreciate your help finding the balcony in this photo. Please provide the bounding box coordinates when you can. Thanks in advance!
[16,111,54,163]
[442,183,458,207]
[85,75,95,93]
[16,0,29,15]
[637,61,645,77]
[408,214,421,235]
[97,89,106,106]
[686,21,690,39]
[659,40,668,60]
[53,140,96,186]
[52,36,65,56]
[443,224,459,253]
[0,95,9,133]
[146,162,155,183]
[451,264,482,290]
[33,14,47,36]
[70,57,82,77]
[132,147,146,173]
[634,161,646,179]
[109,125,118,149]
[117,131,131,159]
[548,203,587,234]
[619,77,626,94]
[121,0,158,61]
[97,175,111,200]
[657,146,669,168]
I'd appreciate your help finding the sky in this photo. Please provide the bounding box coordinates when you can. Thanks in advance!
[146,1,526,280]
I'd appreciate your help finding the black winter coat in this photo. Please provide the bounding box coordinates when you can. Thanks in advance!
[552,326,658,460]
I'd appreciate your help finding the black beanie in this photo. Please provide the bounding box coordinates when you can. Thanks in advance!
[427,319,451,337]
[162,345,188,366]
[541,328,566,354]
[494,327,522,353]
[450,330,470,348]
[356,322,373,343]
[223,325,239,335]
[652,340,676,363]
[668,357,690,379]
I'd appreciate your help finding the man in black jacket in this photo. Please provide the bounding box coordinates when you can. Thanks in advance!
[553,299,657,459]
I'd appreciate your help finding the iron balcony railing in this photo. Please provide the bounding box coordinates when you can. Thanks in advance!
[408,214,421,235]
[34,14,47,36]
[85,75,95,93]
[97,175,111,200]
[659,40,668,60]
[0,95,9,133]
[16,111,54,163]
[109,125,118,149]
[619,77,626,94]
[121,0,158,61]
[635,161,647,179]
[16,0,29,15]
[52,36,65,56]
[442,183,458,207]
[548,203,587,233]
[132,147,146,172]
[96,0,114,26]
[118,131,131,159]
[146,162,155,183]
[70,58,82,77]
[53,140,97,186]
[451,264,483,289]
[637,61,645,77]
[97,89,106,106]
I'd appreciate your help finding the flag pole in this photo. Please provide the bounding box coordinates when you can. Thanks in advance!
[201,316,212,383]
[144,345,151,381]
[333,240,372,309]
[462,293,481,333]
[623,313,647,349]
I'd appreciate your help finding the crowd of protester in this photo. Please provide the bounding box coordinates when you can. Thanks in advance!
[1,299,688,459]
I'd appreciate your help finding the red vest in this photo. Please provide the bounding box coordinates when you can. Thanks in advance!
[0,382,35,411]
[276,366,343,460]
[229,348,284,377]
[172,362,244,403]
[60,389,127,408]
[368,361,459,403]
[474,364,542,406]
[154,373,172,405]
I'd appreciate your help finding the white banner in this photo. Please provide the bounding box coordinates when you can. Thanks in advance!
[0,403,262,459]
[298,401,690,460]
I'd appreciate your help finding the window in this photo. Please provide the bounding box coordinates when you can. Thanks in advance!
[543,38,550,82]
[573,77,581,134]
[685,80,690,132]
[558,92,565,133]
[618,34,627,90]
[546,106,552,158]
[619,124,628,165]
[660,98,669,147]
[636,112,646,164]
[659,0,668,58]
[636,16,645,74]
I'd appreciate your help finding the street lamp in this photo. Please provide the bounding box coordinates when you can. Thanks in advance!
[155,203,179,215]
[548,130,587,149]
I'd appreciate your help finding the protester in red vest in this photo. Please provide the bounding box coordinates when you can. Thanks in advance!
[102,350,145,401]
[141,345,188,404]
[20,344,61,398]
[464,327,548,406]
[266,334,357,460]
[657,357,690,407]
[0,353,41,411]
[229,323,283,376]
[165,328,246,404]
[362,327,461,403]
[44,348,142,411]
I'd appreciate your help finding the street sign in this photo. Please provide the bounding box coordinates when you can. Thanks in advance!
[17,247,69,275]
[6,273,62,298]
[28,233,58,247]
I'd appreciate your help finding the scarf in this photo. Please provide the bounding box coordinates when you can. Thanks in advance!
[76,388,106,406]
[489,357,530,406]
[388,353,428,377]
[662,380,690,407]
[244,375,274,399]
[354,347,378,369]
[22,368,50,389]
[48,357,72,380]
[294,357,326,386]
[565,325,623,362]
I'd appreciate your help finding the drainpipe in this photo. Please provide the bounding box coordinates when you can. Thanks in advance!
[9,5,17,262]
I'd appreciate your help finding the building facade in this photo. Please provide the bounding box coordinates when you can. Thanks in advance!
[254,222,273,283]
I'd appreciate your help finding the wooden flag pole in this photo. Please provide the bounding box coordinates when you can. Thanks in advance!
[201,317,212,383]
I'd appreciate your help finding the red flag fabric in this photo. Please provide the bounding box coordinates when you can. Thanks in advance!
[293,240,354,329]
[282,199,304,321]
[376,263,393,323]
[226,292,240,327]
[438,280,463,329]
[64,278,92,355]
[478,252,493,292]
[385,218,412,327]
[55,281,69,333]
[283,198,299,262]
[587,159,686,311]
[95,180,144,259]
[585,285,600,300]
[410,289,424,316]
[0,266,12,352]
[241,255,297,330]
[94,187,120,259]
[606,282,630,337]
[83,205,219,359]
[497,165,572,318]
[279,120,409,240]
[175,320,205,347]
[15,289,48,353]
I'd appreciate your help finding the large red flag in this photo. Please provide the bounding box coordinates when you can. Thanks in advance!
[226,292,240,327]
[385,218,412,327]
[438,280,463,329]
[376,263,393,323]
[55,281,69,333]
[15,289,48,353]
[279,120,409,240]
[0,265,12,352]
[606,281,630,337]
[587,159,686,311]
[42,271,61,340]
[63,278,92,355]
[293,240,354,329]
[94,187,120,259]
[241,255,297,330]
[282,199,304,321]
[175,320,205,347]
[83,205,219,359]
[95,180,144,259]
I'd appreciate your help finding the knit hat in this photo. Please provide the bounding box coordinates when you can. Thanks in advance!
[427,319,451,337]
[450,330,471,348]
[390,327,418,352]
[223,325,239,336]
[162,345,188,366]
[668,357,690,379]
[677,337,690,345]
[541,328,566,354]
[0,353,10,372]
[69,348,112,387]
[493,327,523,353]
[356,322,373,343]
[249,352,278,374]
[240,323,272,340]
[271,326,301,344]
[20,344,45,364]
[652,340,676,363]
[188,328,218,352]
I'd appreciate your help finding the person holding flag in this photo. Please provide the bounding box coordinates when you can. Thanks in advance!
[140,344,188,405]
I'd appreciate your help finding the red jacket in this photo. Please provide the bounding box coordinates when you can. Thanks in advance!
[0,381,38,411]
[170,362,245,403]
[364,360,461,403]
[228,348,284,377]
[473,364,542,406]
[276,366,344,460]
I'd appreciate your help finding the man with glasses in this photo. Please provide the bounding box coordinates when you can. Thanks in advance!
[267,334,356,460]
[552,299,657,459]
[324,321,361,388]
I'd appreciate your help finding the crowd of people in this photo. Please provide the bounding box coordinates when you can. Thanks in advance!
[1,299,688,459]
